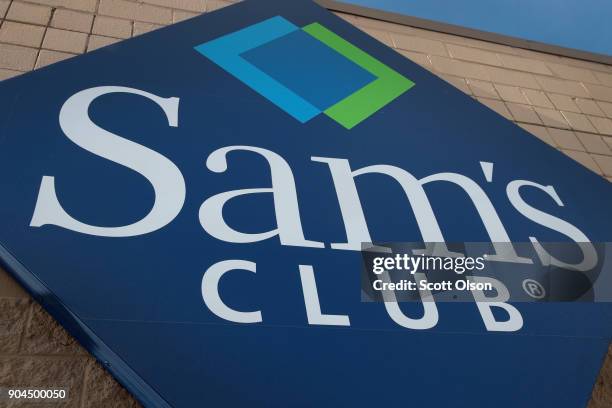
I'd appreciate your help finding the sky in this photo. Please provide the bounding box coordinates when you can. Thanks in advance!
[339,0,612,57]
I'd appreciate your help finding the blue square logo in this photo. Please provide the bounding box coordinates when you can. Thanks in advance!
[242,29,375,111]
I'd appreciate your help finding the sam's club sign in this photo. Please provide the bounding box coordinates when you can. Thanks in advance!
[1,0,611,407]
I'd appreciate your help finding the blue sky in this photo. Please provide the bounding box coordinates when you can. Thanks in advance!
[340,0,612,56]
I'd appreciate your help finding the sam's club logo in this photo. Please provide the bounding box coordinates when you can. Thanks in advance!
[195,16,414,129]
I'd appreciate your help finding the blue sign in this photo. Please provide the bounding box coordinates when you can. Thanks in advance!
[0,0,611,406]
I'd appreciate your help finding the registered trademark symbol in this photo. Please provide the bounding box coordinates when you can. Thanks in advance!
[522,279,546,299]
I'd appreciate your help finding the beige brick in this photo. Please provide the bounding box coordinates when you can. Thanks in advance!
[51,9,94,33]
[559,56,611,75]
[494,84,529,104]
[506,102,541,124]
[93,16,132,38]
[517,47,564,65]
[518,123,555,146]
[0,356,88,405]
[583,83,612,103]
[334,11,358,24]
[485,66,539,89]
[446,43,501,66]
[0,68,22,80]
[6,2,52,25]
[428,31,506,53]
[476,97,512,119]
[561,111,597,133]
[142,0,205,12]
[21,303,84,355]
[206,0,233,11]
[36,49,75,68]
[361,27,393,47]
[0,299,31,354]
[536,76,589,98]
[397,25,459,45]
[352,16,418,37]
[173,9,199,23]
[87,34,120,51]
[592,154,612,176]
[430,55,489,80]
[547,62,599,84]
[589,116,612,136]
[132,21,162,36]
[43,27,88,53]
[497,53,552,75]
[0,21,45,47]
[24,0,97,12]
[99,0,172,25]
[0,0,9,16]
[547,128,583,151]
[562,150,602,174]
[547,93,580,112]
[604,136,612,152]
[0,269,28,297]
[594,71,612,87]
[534,107,570,128]
[521,88,554,108]
[475,41,521,56]
[598,101,612,118]
[438,75,470,95]
[397,50,431,68]
[82,359,141,407]
[0,43,37,71]
[575,132,611,155]
[392,34,447,56]
[467,79,498,99]
[575,98,605,117]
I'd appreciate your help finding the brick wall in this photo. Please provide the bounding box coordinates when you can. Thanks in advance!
[0,0,611,406]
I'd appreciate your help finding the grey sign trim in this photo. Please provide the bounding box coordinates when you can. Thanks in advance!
[317,0,612,66]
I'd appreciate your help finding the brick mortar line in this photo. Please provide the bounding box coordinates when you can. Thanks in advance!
[0,352,87,359]
[15,301,34,353]
[122,0,210,12]
[515,121,612,141]
[554,146,608,174]
[513,119,607,158]
[83,0,101,52]
[2,14,152,39]
[78,359,90,408]
[445,52,607,87]
[32,4,52,70]
[4,0,175,23]
[2,11,170,31]
[473,98,612,152]
[5,0,96,14]
[350,17,612,76]
[0,0,13,29]
[437,72,612,120]
[514,120,608,174]
[386,49,612,98]
[473,96,612,133]
[392,39,612,78]
[402,51,612,99]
